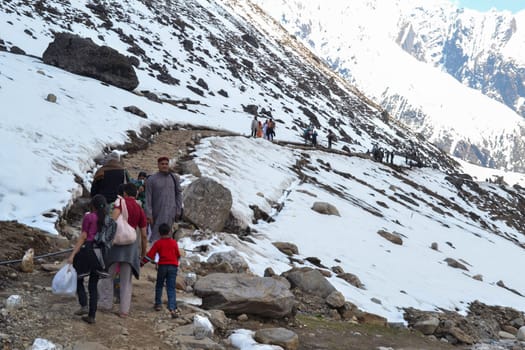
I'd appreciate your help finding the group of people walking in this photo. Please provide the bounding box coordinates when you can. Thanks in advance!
[67,153,182,324]
[250,116,276,140]
[303,124,337,149]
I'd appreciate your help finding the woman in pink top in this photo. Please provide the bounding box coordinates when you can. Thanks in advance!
[67,194,108,324]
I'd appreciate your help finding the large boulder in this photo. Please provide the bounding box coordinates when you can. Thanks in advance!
[183,177,232,232]
[194,273,295,318]
[311,202,340,216]
[282,267,336,298]
[42,33,138,91]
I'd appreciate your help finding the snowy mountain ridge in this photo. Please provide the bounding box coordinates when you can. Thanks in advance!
[253,0,525,172]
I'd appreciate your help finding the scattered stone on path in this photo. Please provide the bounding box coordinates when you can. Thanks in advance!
[254,327,299,350]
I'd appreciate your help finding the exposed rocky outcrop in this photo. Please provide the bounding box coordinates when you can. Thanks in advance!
[42,33,138,91]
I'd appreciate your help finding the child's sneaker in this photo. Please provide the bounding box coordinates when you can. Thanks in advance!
[170,309,180,318]
[154,304,162,311]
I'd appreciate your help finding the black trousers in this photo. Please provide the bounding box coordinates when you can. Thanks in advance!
[77,270,100,318]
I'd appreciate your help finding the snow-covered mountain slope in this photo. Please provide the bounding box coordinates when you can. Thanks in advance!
[3,0,525,324]
[0,0,459,230]
[187,135,525,322]
[252,0,525,173]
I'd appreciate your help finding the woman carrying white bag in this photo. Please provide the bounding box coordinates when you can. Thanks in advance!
[66,194,109,324]
[98,183,147,318]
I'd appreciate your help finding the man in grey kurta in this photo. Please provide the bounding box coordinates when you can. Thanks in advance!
[145,157,182,242]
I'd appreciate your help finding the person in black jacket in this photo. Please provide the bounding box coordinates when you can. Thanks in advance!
[90,151,130,204]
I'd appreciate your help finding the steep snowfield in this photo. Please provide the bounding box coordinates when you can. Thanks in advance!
[187,135,525,321]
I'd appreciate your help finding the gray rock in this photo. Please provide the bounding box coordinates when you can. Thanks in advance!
[413,317,440,335]
[179,160,201,177]
[207,250,249,273]
[377,229,403,245]
[337,272,365,289]
[171,335,224,350]
[123,105,147,118]
[183,177,232,232]
[272,242,299,256]
[472,274,483,281]
[73,341,110,350]
[194,273,295,318]
[208,309,229,331]
[41,263,64,272]
[331,266,344,274]
[444,258,469,271]
[283,267,336,298]
[511,317,525,328]
[46,93,57,103]
[498,330,515,340]
[325,291,345,308]
[254,328,299,350]
[311,202,340,216]
[517,326,525,341]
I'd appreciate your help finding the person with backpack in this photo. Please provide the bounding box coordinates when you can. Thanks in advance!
[67,194,111,324]
[141,223,181,318]
[98,183,147,318]
[145,157,183,243]
[90,151,130,204]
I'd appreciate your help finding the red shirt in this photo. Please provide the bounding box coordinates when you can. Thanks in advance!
[146,237,180,266]
[114,196,147,229]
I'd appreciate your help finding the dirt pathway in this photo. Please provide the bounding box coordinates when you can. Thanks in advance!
[122,128,235,178]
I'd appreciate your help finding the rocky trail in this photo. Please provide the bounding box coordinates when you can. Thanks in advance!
[0,127,492,350]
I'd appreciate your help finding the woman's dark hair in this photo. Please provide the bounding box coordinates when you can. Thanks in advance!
[91,194,107,231]
[123,182,138,197]
[117,183,125,196]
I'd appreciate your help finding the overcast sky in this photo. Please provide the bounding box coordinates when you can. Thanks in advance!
[451,0,525,13]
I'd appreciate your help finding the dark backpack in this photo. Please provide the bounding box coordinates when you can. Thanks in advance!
[94,215,117,249]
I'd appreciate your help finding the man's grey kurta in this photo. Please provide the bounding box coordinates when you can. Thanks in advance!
[145,171,182,242]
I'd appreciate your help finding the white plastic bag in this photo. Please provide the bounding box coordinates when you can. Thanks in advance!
[51,264,77,296]
[5,295,23,311]
[193,314,214,339]
[32,338,58,350]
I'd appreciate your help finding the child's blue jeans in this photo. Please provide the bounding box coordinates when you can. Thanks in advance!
[155,264,178,310]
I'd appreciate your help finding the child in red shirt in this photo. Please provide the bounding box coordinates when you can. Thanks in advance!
[141,223,181,318]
